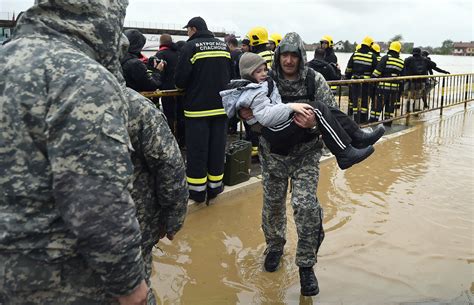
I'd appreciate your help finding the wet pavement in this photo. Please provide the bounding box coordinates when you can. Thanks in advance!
[153,105,474,305]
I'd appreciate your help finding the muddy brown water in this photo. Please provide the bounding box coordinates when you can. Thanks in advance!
[150,107,474,305]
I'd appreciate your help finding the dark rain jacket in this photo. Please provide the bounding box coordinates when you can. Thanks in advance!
[404,54,429,76]
[122,29,162,92]
[345,44,378,79]
[175,30,232,118]
[372,50,405,90]
[307,58,341,81]
[155,43,179,90]
[324,47,338,65]
[0,0,144,298]
[252,43,274,69]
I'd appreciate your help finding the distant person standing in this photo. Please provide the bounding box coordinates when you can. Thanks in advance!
[175,16,232,203]
[241,36,251,53]
[155,34,180,134]
[248,26,274,68]
[307,47,341,81]
[122,29,164,92]
[268,32,282,52]
[422,50,450,75]
[345,36,378,123]
[372,43,382,62]
[371,41,405,124]
[320,35,338,64]
[404,47,430,110]
[226,36,243,134]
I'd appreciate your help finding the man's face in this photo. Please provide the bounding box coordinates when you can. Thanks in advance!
[320,41,328,49]
[241,44,250,52]
[269,41,276,51]
[280,52,300,78]
[187,27,197,38]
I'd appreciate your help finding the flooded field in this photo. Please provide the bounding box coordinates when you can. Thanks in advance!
[150,107,474,305]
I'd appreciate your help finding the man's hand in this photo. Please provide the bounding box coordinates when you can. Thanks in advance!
[238,107,254,120]
[117,280,148,305]
[294,111,316,128]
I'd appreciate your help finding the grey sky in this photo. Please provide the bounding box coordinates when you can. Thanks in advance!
[1,0,472,46]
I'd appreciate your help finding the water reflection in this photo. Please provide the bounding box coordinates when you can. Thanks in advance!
[151,108,474,305]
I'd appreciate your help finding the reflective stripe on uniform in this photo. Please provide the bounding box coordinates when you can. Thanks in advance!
[187,176,207,184]
[184,108,226,118]
[208,173,224,182]
[190,51,231,64]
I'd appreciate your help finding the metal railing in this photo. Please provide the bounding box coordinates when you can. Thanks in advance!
[327,73,474,126]
[140,74,474,126]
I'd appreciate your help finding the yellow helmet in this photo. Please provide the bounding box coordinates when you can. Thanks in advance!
[361,36,374,47]
[320,35,334,47]
[248,26,269,46]
[389,41,402,53]
[372,43,381,53]
[356,44,361,51]
[269,33,283,46]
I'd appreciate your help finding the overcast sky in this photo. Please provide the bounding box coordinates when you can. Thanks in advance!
[1,0,472,47]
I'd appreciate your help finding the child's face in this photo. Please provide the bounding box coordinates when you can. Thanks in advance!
[252,64,268,83]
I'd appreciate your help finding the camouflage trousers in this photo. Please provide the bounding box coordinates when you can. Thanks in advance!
[0,252,156,305]
[259,137,325,267]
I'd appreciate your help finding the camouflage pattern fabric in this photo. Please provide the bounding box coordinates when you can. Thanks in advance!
[260,32,334,267]
[125,87,188,273]
[0,0,148,303]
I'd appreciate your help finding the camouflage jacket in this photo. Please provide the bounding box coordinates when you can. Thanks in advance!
[125,88,188,250]
[261,32,336,156]
[0,0,146,297]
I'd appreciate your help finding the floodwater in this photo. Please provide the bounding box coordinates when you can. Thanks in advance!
[150,107,474,305]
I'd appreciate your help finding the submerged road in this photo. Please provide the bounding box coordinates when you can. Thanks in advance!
[150,106,474,305]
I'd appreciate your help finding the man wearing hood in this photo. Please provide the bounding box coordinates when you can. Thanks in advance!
[175,16,232,203]
[240,32,332,296]
[122,29,164,92]
[0,1,149,304]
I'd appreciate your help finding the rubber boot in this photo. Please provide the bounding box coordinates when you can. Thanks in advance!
[352,124,385,148]
[299,267,319,296]
[336,145,374,170]
[264,250,283,272]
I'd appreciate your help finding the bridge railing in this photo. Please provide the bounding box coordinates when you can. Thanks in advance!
[327,73,474,126]
[140,73,474,127]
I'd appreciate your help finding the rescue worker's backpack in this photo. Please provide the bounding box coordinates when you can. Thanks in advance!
[266,68,316,102]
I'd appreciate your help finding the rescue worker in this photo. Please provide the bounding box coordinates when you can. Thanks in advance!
[268,32,283,52]
[248,26,274,68]
[371,41,405,124]
[422,50,450,75]
[320,34,338,64]
[240,32,330,297]
[0,1,149,304]
[345,36,378,123]
[320,35,341,94]
[175,16,232,203]
[122,29,164,92]
[372,43,382,62]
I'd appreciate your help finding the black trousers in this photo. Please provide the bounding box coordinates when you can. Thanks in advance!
[185,116,227,199]
[262,103,357,156]
[349,83,371,123]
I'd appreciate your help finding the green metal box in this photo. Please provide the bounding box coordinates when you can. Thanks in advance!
[223,140,252,186]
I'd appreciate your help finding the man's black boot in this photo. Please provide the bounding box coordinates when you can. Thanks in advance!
[299,267,319,296]
[264,250,283,272]
[336,145,374,170]
[352,124,385,148]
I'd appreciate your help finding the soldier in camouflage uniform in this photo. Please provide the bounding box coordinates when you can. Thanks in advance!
[0,1,150,304]
[242,32,334,296]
